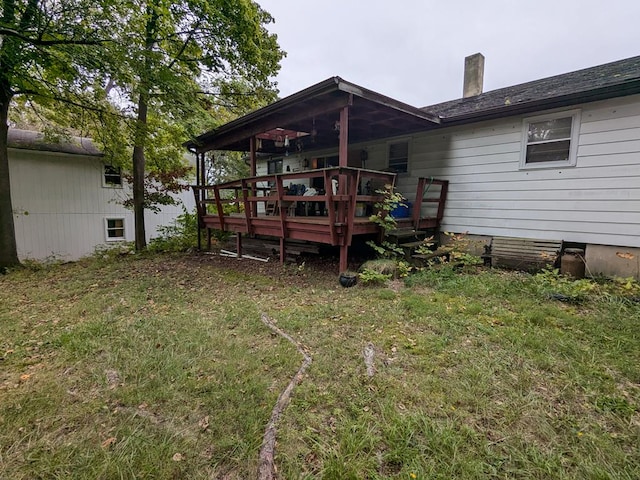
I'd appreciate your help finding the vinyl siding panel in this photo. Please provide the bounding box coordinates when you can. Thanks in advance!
[389,95,640,248]
[9,149,194,261]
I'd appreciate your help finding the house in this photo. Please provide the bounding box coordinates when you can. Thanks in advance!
[187,54,640,279]
[9,129,195,261]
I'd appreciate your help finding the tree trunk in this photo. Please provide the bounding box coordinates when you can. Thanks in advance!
[130,2,160,252]
[0,89,19,270]
[132,92,148,251]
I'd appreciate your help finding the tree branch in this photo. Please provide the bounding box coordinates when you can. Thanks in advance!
[167,19,202,70]
[0,27,108,46]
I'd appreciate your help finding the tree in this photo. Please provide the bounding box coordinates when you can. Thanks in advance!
[0,0,116,271]
[104,0,283,251]
[0,0,283,269]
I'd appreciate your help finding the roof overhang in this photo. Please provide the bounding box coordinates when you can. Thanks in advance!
[185,77,440,154]
[8,129,103,157]
[438,79,640,126]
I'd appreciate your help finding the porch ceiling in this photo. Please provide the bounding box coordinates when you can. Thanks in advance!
[186,77,441,154]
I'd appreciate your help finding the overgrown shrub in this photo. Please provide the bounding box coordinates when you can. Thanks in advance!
[414,232,482,269]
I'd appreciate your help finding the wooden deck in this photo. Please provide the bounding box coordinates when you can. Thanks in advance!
[193,167,448,272]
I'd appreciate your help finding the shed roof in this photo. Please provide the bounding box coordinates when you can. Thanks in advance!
[8,129,102,157]
[425,55,640,123]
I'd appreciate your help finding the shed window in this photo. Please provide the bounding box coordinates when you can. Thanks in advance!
[388,140,409,173]
[520,110,580,168]
[105,218,125,241]
[103,165,122,187]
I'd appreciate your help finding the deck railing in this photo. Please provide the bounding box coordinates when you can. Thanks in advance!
[192,167,448,271]
[192,166,397,242]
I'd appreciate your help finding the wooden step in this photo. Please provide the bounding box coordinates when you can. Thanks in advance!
[386,228,427,239]
[399,240,431,249]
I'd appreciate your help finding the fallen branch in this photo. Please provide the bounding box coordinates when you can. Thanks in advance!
[258,313,312,480]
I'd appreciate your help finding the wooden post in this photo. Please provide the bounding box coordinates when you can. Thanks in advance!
[237,232,242,258]
[250,137,257,218]
[436,180,449,222]
[339,105,349,168]
[337,104,350,226]
[250,136,257,177]
[340,244,348,272]
[280,238,286,264]
[200,152,206,189]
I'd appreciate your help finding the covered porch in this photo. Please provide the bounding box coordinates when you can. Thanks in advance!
[186,77,447,272]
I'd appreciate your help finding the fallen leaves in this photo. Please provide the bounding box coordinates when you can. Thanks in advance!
[198,415,210,431]
[101,437,117,449]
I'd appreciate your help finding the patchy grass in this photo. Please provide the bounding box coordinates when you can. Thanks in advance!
[1,254,639,479]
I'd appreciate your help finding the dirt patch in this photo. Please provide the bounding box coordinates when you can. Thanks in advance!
[185,252,342,287]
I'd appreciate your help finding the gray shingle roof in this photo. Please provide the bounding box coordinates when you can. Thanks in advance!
[8,129,102,156]
[423,55,640,123]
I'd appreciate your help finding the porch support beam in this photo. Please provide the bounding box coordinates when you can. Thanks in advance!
[339,244,348,273]
[199,152,206,187]
[249,136,257,176]
[250,136,257,217]
[338,101,350,167]
[338,102,351,272]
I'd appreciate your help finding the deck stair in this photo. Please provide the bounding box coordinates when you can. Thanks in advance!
[386,228,431,258]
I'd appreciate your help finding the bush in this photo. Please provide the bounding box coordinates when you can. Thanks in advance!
[533,267,596,303]
[148,209,200,253]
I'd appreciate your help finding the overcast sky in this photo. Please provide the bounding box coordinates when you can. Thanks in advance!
[257,0,640,108]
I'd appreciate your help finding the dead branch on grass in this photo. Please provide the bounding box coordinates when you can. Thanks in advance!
[258,313,312,480]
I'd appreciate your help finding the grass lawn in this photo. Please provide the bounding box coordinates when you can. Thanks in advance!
[1,253,639,479]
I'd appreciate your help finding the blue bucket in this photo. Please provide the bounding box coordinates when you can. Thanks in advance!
[390,202,411,218]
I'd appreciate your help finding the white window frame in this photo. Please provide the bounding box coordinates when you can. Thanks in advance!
[387,138,411,174]
[519,109,581,170]
[104,218,125,241]
[103,164,123,188]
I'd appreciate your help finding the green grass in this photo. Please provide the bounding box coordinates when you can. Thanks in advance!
[1,254,639,479]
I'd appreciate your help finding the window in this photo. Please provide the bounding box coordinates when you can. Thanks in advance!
[105,218,125,241]
[267,159,283,175]
[388,140,409,173]
[520,110,580,168]
[103,165,122,187]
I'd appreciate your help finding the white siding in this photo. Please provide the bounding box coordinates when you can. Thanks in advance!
[9,149,195,261]
[375,95,640,248]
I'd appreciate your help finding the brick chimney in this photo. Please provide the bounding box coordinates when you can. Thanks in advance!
[463,53,485,98]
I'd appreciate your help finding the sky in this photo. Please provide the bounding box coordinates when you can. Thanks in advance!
[257,0,640,108]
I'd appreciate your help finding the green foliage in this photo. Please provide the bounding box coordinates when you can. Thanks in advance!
[147,209,199,253]
[606,276,640,298]
[416,232,483,269]
[365,239,404,258]
[396,260,413,278]
[533,267,597,303]
[365,184,413,279]
[358,258,411,285]
[368,184,406,234]
[358,268,392,285]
